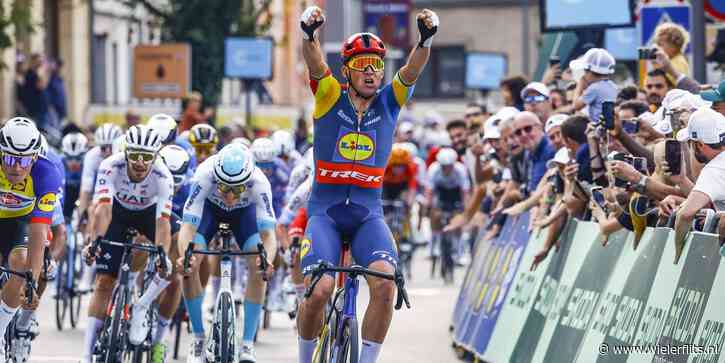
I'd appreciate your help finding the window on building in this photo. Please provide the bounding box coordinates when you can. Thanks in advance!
[413,45,465,99]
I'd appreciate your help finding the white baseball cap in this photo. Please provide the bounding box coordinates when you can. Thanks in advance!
[681,107,725,144]
[569,48,615,75]
[546,147,571,169]
[483,126,501,140]
[520,82,550,99]
[651,108,674,135]
[545,114,568,134]
[485,107,520,130]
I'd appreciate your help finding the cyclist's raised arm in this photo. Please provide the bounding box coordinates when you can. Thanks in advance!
[300,6,328,80]
[398,9,439,86]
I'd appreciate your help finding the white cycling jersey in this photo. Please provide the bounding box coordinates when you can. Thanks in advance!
[280,177,311,225]
[182,155,276,229]
[92,153,175,218]
[284,161,311,202]
[427,161,471,192]
[80,146,106,193]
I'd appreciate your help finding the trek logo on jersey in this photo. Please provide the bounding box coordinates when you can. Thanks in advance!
[316,160,384,189]
[37,192,57,212]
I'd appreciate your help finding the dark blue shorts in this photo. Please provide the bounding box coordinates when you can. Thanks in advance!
[300,202,398,275]
[192,200,266,252]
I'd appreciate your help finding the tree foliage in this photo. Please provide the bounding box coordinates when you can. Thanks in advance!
[0,1,35,69]
[124,0,273,106]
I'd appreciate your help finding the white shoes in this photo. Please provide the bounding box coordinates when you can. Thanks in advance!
[11,329,32,363]
[239,344,257,363]
[128,304,149,345]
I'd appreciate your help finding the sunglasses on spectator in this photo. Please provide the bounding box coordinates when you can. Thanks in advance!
[217,183,246,196]
[524,95,548,104]
[347,55,385,72]
[126,151,155,163]
[2,153,35,168]
[514,125,535,137]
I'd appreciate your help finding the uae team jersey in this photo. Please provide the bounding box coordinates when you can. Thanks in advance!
[182,155,276,231]
[80,146,105,193]
[308,70,414,211]
[93,153,175,219]
[0,155,62,223]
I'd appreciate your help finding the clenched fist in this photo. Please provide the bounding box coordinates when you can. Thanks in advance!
[416,9,439,48]
[300,6,325,41]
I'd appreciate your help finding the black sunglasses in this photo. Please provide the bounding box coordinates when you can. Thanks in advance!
[514,125,534,137]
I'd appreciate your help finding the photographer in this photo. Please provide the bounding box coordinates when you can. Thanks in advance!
[674,108,725,263]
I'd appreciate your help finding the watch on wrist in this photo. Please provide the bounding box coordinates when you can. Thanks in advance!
[634,175,647,194]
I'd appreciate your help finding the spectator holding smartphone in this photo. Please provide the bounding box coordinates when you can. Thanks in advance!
[674,107,725,263]
[569,48,618,123]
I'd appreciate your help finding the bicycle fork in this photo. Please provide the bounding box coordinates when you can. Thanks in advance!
[331,277,359,361]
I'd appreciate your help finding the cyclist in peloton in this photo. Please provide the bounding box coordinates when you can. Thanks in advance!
[81,125,174,363]
[285,148,313,203]
[60,132,88,228]
[175,143,277,363]
[425,147,471,261]
[297,5,438,363]
[188,124,219,164]
[272,130,302,171]
[77,123,123,237]
[0,118,62,358]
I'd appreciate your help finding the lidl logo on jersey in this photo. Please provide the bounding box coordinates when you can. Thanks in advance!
[300,238,311,259]
[37,192,57,212]
[333,127,377,167]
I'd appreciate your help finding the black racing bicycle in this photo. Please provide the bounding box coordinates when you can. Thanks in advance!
[0,265,38,362]
[88,229,169,363]
[55,215,86,331]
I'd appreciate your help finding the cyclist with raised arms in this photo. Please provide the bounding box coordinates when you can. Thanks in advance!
[175,143,277,363]
[297,5,437,363]
[0,118,62,358]
[81,125,174,363]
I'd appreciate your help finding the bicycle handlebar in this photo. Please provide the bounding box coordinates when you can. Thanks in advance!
[303,262,411,310]
[182,243,269,281]
[90,237,170,273]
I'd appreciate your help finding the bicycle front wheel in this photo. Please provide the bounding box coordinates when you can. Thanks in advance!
[105,288,128,363]
[55,256,68,331]
[336,318,359,363]
[218,292,234,363]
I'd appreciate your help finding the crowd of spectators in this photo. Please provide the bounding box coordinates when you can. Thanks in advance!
[395,22,725,268]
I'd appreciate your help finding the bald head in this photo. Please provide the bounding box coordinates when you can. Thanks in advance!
[512,111,544,151]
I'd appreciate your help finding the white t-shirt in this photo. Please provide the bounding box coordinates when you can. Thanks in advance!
[183,155,276,229]
[93,153,175,218]
[81,146,105,193]
[692,151,725,212]
[427,161,471,192]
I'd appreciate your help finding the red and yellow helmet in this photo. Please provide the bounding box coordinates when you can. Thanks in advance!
[341,33,386,63]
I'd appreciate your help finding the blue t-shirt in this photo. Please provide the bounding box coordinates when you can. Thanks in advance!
[581,79,618,123]
[527,137,557,192]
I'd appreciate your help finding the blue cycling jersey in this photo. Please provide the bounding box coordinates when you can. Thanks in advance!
[173,182,190,218]
[308,71,414,212]
[61,155,82,187]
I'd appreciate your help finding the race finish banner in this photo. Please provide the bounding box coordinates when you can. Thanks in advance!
[453,219,725,363]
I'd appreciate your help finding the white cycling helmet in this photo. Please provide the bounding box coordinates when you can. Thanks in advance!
[251,138,278,164]
[94,123,123,146]
[214,143,255,186]
[112,136,126,155]
[271,130,295,157]
[0,117,42,156]
[147,113,178,144]
[436,147,457,166]
[231,137,252,148]
[159,144,191,187]
[125,125,163,153]
[61,132,88,157]
[399,142,419,159]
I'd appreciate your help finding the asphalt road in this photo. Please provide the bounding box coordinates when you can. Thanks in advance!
[28,252,463,362]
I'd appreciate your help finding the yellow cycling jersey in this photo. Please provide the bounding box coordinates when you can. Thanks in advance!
[0,156,62,224]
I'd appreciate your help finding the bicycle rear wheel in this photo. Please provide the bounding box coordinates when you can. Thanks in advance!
[335,318,359,363]
[69,248,83,329]
[55,257,68,331]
